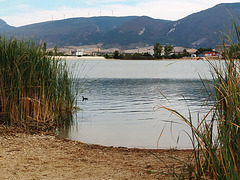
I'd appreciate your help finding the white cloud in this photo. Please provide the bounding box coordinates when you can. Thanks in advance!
[132,1,208,20]
[3,7,102,26]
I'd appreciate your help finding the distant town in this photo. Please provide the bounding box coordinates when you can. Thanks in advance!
[48,44,225,60]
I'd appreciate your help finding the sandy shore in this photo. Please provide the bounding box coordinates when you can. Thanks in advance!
[0,132,194,179]
[59,56,106,60]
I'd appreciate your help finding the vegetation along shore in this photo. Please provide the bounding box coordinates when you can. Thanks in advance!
[1,18,240,179]
[0,37,75,131]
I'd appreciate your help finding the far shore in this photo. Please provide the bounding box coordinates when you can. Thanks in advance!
[57,55,221,61]
[58,56,106,60]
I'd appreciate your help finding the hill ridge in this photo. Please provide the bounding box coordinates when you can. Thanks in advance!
[1,2,240,48]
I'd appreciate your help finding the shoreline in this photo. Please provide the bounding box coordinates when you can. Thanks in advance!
[59,56,106,60]
[57,55,220,61]
[0,130,193,179]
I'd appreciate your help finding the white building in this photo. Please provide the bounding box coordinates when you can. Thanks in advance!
[76,49,85,56]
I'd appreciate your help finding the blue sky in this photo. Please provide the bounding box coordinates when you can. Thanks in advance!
[0,0,238,27]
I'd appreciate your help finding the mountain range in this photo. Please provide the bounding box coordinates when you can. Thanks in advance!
[1,3,240,49]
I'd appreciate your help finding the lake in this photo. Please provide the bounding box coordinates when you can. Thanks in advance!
[57,59,214,149]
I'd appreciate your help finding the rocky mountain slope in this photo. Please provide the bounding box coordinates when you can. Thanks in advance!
[1,3,240,48]
[0,19,14,32]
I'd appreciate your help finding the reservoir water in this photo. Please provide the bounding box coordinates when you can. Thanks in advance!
[58,59,213,149]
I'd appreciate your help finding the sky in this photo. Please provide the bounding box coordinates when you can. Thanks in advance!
[0,0,238,27]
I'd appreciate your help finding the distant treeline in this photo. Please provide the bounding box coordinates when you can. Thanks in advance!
[104,44,215,60]
[105,51,155,60]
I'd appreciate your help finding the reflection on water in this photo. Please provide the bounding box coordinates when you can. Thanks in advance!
[57,60,213,149]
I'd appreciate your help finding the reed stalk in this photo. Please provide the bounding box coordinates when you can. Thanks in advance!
[158,21,240,179]
[0,36,75,131]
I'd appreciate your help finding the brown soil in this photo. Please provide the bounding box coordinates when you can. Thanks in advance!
[0,131,194,180]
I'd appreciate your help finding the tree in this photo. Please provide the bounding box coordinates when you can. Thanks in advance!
[54,45,58,56]
[164,45,174,58]
[183,49,190,57]
[113,50,120,59]
[43,42,47,55]
[47,50,53,56]
[153,43,163,59]
[104,53,110,59]
[196,47,213,55]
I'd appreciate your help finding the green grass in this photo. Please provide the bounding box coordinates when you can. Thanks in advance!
[0,36,75,131]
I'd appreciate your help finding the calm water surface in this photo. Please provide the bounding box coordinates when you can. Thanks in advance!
[58,59,213,149]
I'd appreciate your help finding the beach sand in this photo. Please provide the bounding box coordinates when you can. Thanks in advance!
[0,132,194,179]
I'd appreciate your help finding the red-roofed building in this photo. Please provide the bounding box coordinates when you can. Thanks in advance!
[202,51,219,57]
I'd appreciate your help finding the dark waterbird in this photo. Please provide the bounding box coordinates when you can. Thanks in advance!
[82,96,88,101]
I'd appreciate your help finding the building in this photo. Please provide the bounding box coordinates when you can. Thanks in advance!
[76,49,85,56]
[186,48,197,55]
[173,47,185,54]
[202,51,219,57]
[173,47,197,57]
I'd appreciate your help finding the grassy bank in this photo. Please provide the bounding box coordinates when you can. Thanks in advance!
[202,23,240,179]
[0,37,75,131]
[159,22,240,179]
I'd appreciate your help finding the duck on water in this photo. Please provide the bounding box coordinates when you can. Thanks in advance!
[82,96,88,101]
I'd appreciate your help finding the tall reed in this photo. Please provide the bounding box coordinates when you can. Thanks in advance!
[0,36,75,131]
[159,21,240,179]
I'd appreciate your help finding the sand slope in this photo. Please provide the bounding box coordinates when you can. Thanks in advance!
[0,133,193,179]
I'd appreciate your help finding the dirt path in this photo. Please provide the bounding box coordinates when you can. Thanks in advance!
[0,133,193,179]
